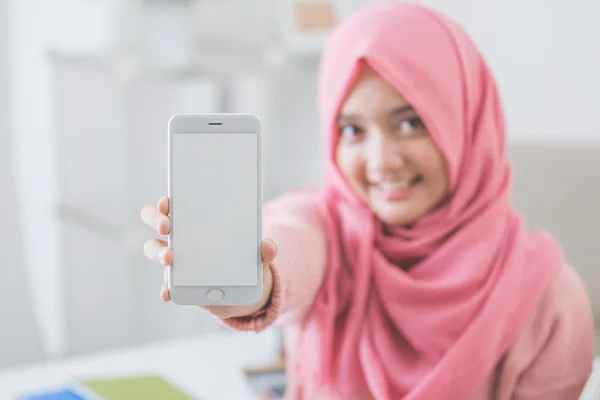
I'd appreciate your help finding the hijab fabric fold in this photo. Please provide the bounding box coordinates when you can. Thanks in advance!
[297,3,563,399]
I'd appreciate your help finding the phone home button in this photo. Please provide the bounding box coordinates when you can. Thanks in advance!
[206,288,224,302]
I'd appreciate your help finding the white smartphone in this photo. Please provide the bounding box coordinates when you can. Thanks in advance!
[167,113,262,306]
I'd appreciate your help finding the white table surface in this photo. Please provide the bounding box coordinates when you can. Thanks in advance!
[1,329,599,400]
[0,329,281,400]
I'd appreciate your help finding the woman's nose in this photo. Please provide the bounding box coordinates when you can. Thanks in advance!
[366,131,404,172]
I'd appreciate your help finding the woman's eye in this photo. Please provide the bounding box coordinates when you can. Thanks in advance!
[339,125,362,140]
[398,116,426,136]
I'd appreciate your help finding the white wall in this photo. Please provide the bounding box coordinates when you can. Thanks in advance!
[413,0,600,144]
[463,0,600,145]
[0,0,45,367]
[9,0,117,357]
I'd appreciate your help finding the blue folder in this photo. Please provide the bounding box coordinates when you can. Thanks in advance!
[16,388,88,400]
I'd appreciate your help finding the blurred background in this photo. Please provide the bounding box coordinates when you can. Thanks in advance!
[0,0,599,397]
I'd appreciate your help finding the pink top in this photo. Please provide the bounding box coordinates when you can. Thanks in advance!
[225,3,596,399]
[224,191,595,399]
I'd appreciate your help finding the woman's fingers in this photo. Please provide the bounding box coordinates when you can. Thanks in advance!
[160,267,171,302]
[140,198,170,235]
[143,238,173,265]
[157,196,169,215]
[141,197,171,301]
[160,283,171,302]
[261,238,278,265]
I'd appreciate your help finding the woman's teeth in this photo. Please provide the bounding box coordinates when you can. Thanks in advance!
[379,180,412,191]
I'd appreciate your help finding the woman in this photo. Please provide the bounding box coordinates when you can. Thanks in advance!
[141,2,595,399]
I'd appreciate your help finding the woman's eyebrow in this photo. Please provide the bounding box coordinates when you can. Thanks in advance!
[337,105,414,121]
[386,105,414,117]
[337,112,359,121]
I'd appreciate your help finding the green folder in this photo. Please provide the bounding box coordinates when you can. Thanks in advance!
[79,376,196,400]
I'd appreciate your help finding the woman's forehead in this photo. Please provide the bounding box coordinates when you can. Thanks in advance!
[338,67,412,117]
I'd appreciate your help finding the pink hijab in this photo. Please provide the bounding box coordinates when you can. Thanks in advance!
[298,2,564,399]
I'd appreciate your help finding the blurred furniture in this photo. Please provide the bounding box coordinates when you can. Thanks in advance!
[139,0,196,70]
[191,0,349,58]
[0,328,597,400]
[49,51,229,355]
[0,328,281,400]
[0,0,46,368]
[276,0,350,56]
[508,144,600,342]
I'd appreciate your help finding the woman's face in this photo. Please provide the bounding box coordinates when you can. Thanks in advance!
[335,67,450,226]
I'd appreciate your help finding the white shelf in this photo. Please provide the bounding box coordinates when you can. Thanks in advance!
[47,31,321,82]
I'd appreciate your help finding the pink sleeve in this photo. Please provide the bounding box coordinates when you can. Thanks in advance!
[508,264,596,399]
[221,190,328,332]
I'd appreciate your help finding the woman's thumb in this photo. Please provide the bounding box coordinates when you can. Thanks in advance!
[261,238,278,264]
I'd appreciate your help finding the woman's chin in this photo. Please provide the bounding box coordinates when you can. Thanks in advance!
[367,186,444,227]
[371,202,424,226]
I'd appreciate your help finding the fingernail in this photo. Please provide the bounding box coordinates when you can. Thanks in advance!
[266,238,278,253]
[158,248,167,263]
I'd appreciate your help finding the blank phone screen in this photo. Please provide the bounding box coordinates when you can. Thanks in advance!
[171,132,259,287]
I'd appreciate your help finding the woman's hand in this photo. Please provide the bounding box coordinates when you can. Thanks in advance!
[140,196,276,319]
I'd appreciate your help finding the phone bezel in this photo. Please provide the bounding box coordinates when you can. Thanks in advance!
[167,113,263,306]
